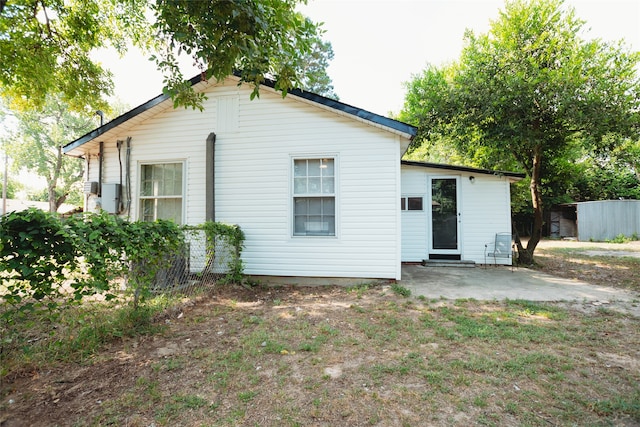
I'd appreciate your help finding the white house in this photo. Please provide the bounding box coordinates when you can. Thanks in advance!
[64,74,523,280]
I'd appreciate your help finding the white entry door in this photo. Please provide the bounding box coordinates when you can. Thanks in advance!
[429,176,461,259]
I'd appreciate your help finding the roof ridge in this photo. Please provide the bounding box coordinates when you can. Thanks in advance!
[63,73,416,154]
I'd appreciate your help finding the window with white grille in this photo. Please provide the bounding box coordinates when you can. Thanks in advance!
[139,162,184,223]
[293,158,336,236]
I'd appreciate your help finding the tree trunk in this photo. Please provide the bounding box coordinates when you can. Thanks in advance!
[56,193,68,210]
[519,145,544,265]
[48,145,63,213]
[48,185,58,213]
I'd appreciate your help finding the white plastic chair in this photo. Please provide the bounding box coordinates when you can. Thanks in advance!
[484,232,514,270]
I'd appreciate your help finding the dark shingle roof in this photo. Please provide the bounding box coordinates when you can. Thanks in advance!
[63,74,416,154]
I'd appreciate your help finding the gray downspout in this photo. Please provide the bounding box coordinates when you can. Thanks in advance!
[125,137,132,218]
[98,141,103,197]
[84,155,90,213]
[96,111,104,198]
[206,133,216,222]
[116,140,123,213]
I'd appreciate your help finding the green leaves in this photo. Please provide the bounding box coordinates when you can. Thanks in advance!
[0,208,77,306]
[0,0,147,111]
[1,1,333,111]
[0,210,245,313]
[150,0,327,107]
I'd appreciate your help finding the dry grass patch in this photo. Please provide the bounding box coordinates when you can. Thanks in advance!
[2,283,639,427]
[533,239,640,293]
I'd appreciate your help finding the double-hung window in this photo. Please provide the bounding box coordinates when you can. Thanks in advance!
[293,158,336,236]
[139,162,184,223]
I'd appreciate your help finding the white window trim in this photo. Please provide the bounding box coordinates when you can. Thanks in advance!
[137,160,187,224]
[290,154,339,238]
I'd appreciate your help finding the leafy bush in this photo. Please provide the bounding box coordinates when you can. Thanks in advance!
[1,213,245,376]
[605,233,639,244]
[122,219,185,307]
[1,210,243,313]
[0,209,77,307]
[61,212,185,308]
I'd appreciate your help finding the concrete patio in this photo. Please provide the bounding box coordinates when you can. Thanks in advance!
[400,264,640,303]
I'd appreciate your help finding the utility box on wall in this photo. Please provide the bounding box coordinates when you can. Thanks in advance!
[102,183,121,214]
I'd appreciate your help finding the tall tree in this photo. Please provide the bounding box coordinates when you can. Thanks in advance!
[400,0,640,264]
[297,38,339,100]
[0,0,332,111]
[4,95,96,212]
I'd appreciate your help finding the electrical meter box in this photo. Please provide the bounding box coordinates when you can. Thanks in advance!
[102,183,121,214]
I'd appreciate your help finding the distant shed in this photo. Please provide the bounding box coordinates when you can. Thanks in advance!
[550,200,640,241]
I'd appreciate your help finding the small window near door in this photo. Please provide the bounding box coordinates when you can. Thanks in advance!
[401,196,423,211]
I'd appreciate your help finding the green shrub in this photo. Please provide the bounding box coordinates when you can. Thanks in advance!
[64,212,185,308]
[1,210,244,314]
[605,233,636,244]
[0,209,77,307]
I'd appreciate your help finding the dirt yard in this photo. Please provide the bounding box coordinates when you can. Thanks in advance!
[533,238,640,293]
[1,239,639,426]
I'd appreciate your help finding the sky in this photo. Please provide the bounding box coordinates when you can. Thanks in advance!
[103,0,639,117]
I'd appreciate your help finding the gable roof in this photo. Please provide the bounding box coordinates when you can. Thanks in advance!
[401,160,525,182]
[63,74,417,156]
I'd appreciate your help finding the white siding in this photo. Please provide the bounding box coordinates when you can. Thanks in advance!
[400,165,513,265]
[82,80,403,279]
[460,173,513,265]
[216,84,401,279]
[400,169,428,262]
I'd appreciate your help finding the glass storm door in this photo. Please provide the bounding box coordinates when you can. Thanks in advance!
[430,177,460,257]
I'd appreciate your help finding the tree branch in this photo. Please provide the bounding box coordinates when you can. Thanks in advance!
[39,1,54,38]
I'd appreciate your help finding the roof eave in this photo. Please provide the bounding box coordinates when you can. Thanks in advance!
[63,74,207,156]
[401,160,526,181]
[283,87,417,139]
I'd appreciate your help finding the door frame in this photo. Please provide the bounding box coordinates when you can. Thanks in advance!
[427,175,461,259]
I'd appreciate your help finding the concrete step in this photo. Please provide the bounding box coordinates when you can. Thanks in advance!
[421,260,476,268]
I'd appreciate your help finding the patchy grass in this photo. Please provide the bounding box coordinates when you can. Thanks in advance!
[0,296,175,377]
[390,283,412,297]
[1,283,638,427]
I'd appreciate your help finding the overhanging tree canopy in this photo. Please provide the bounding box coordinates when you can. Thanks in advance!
[400,0,640,264]
[0,0,148,111]
[0,0,331,111]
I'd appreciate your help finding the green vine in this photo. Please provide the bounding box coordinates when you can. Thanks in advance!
[185,221,245,284]
[1,211,243,315]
